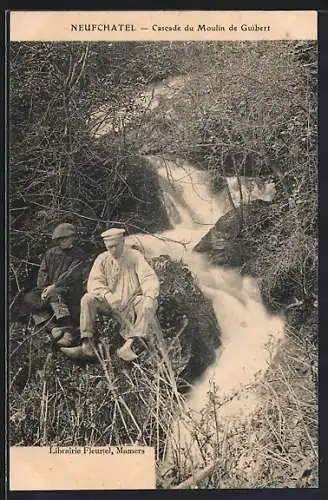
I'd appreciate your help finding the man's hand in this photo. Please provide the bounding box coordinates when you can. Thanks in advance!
[41,284,57,301]
[142,299,156,327]
[143,297,157,312]
[104,291,120,311]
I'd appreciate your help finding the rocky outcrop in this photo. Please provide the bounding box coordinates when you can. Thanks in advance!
[193,200,274,269]
[152,256,221,390]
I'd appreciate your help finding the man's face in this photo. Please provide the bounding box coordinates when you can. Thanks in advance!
[58,235,75,250]
[104,237,124,259]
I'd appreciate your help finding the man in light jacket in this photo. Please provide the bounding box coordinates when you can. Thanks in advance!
[62,228,160,361]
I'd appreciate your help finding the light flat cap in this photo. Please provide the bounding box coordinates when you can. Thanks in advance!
[101,228,126,240]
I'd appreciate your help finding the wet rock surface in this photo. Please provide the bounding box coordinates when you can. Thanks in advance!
[152,256,221,388]
[193,200,273,269]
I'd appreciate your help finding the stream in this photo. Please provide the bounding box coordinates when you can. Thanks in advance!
[125,155,285,462]
[92,76,286,465]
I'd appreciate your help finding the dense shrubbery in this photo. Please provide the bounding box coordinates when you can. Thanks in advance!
[164,327,318,489]
[9,257,220,448]
[144,41,317,327]
[10,42,178,300]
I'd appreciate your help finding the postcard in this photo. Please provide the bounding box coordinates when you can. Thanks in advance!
[7,10,318,491]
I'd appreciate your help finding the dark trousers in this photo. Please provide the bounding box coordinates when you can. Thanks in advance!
[21,287,80,327]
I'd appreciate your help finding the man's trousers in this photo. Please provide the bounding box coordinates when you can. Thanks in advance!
[80,292,157,341]
[21,287,79,327]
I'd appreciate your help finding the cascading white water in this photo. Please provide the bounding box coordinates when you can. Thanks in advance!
[126,155,285,463]
[90,71,286,467]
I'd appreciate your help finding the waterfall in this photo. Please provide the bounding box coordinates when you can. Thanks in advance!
[126,155,285,464]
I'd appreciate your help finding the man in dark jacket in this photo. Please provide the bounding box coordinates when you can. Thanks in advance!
[20,223,85,347]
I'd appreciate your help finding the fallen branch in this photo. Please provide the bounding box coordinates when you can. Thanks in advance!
[171,459,221,489]
[27,200,185,247]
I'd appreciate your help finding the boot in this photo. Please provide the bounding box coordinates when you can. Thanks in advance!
[116,338,138,362]
[56,329,77,347]
[50,326,65,342]
[60,344,84,360]
[60,338,97,361]
[81,338,97,357]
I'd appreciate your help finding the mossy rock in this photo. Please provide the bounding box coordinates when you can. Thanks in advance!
[193,200,273,268]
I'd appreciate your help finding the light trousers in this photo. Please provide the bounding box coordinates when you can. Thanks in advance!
[80,292,157,341]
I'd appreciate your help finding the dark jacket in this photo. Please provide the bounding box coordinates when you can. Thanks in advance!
[14,245,87,320]
[36,245,86,304]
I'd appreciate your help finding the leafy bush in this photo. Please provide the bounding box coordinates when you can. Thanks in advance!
[145,41,317,324]
[9,42,178,300]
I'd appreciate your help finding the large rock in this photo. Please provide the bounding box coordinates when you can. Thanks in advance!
[193,200,273,269]
[152,256,221,389]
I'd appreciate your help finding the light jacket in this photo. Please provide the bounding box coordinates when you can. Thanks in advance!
[87,246,159,309]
